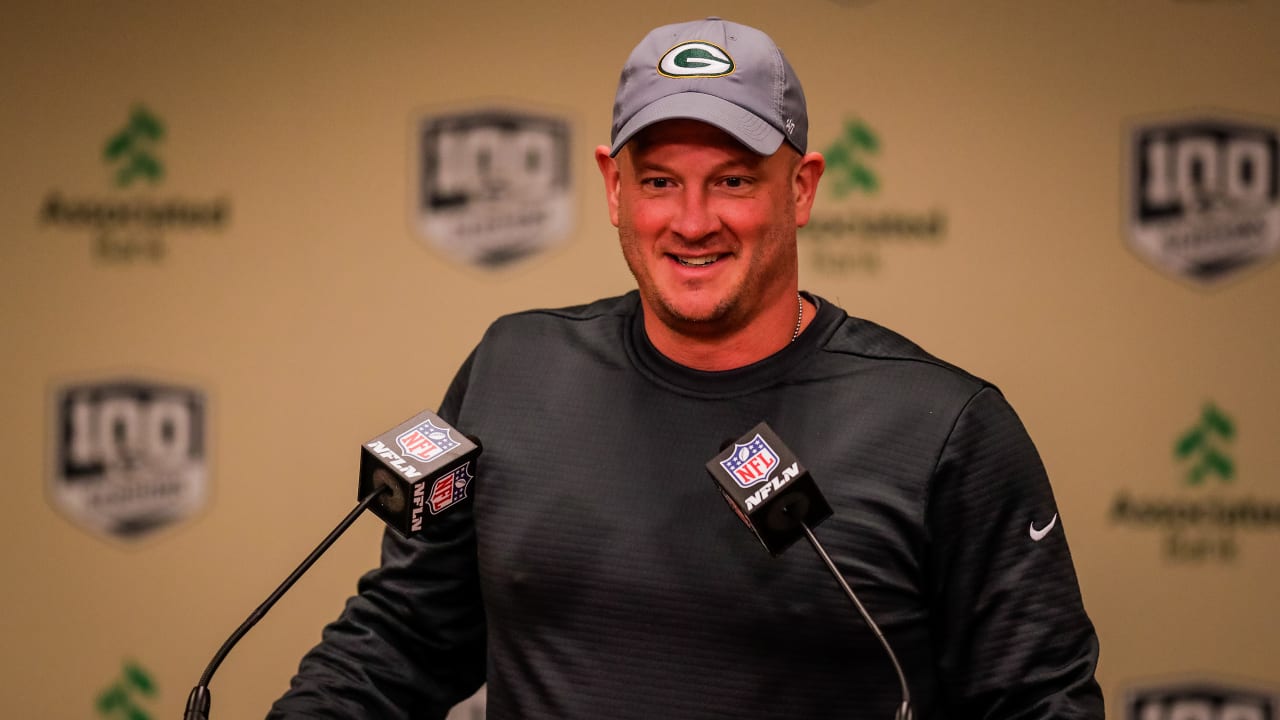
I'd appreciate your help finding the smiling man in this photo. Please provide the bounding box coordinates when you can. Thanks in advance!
[271,18,1103,720]
[598,118,823,370]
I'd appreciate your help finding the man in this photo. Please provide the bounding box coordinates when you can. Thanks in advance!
[270,17,1103,719]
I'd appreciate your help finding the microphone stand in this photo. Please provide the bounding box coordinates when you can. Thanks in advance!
[183,486,389,720]
[801,522,914,720]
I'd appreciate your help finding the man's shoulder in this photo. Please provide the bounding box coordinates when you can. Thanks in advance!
[497,292,635,324]
[817,300,991,397]
[478,292,637,347]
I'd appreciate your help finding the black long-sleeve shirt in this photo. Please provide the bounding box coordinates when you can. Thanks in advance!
[270,291,1103,719]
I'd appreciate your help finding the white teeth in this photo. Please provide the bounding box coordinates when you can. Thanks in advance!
[676,254,721,267]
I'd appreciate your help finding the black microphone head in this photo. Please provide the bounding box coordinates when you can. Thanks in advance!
[358,410,481,537]
[705,421,833,556]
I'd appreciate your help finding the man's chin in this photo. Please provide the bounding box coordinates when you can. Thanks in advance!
[654,295,737,330]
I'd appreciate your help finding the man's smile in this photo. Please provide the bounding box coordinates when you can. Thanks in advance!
[673,253,724,267]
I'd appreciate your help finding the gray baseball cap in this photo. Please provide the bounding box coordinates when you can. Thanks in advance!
[609,17,808,157]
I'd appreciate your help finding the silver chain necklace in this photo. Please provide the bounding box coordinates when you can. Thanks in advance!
[791,293,803,343]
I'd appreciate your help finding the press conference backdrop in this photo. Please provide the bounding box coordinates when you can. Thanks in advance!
[2,1,1277,718]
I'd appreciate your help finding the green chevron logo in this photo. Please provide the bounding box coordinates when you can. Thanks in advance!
[96,660,156,720]
[1174,403,1235,485]
[104,106,165,187]
[823,118,880,198]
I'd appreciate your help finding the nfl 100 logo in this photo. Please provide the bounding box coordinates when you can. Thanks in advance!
[1128,114,1280,285]
[415,107,573,269]
[48,379,208,541]
[429,462,474,515]
[397,420,458,463]
[720,434,780,489]
[1127,682,1275,720]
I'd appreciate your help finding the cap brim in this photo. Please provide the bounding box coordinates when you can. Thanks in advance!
[610,92,784,157]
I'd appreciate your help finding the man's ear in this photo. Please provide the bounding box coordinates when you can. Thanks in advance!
[793,151,826,228]
[594,145,622,228]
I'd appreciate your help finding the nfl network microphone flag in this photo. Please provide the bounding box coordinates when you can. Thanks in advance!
[706,422,832,556]
[358,409,481,537]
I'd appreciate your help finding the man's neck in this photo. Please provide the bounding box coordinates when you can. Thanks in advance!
[640,295,814,372]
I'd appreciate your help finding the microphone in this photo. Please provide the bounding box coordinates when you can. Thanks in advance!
[706,422,832,556]
[705,422,913,720]
[358,411,482,537]
[183,409,481,720]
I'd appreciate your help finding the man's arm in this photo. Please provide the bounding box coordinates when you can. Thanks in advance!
[925,386,1104,719]
[268,352,487,719]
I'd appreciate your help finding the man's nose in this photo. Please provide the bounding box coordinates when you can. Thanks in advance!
[669,189,721,242]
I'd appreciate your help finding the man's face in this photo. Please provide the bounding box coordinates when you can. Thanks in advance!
[596,120,820,340]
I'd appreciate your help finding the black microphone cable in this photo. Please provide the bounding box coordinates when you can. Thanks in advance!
[800,521,913,720]
[183,485,389,720]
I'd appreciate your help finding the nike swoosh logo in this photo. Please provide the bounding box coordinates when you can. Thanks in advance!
[1029,513,1058,542]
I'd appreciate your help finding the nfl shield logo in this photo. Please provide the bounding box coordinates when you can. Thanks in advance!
[430,462,474,514]
[719,434,780,489]
[397,420,459,463]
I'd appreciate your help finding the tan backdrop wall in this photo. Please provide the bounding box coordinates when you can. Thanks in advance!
[2,1,1277,718]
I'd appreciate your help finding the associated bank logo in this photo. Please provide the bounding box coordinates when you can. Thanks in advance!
[38,103,231,263]
[49,378,210,541]
[1111,402,1279,562]
[1128,113,1280,286]
[415,108,573,268]
[96,660,157,720]
[1175,403,1235,485]
[104,107,164,187]
[825,119,880,197]
[1126,681,1276,720]
[800,117,947,274]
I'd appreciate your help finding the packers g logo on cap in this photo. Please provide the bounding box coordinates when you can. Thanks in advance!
[658,41,735,78]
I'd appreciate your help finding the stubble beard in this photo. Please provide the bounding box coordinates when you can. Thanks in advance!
[617,221,797,339]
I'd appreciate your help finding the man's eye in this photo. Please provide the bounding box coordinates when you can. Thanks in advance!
[723,176,749,188]
[644,178,672,189]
